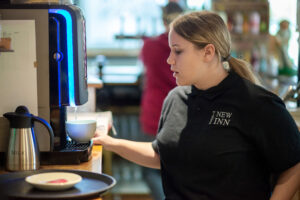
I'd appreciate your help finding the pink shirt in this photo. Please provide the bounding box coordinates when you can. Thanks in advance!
[140,32,177,135]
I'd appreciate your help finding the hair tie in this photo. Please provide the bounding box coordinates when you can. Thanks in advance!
[222,55,231,62]
[222,55,231,71]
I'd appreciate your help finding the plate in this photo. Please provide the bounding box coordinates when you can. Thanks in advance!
[25,172,82,191]
[0,169,116,199]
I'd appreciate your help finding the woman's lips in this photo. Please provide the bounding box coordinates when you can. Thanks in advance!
[173,72,178,77]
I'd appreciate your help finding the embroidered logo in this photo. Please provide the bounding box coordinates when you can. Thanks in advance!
[208,111,232,126]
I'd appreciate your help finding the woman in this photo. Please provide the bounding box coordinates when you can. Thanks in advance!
[93,11,300,200]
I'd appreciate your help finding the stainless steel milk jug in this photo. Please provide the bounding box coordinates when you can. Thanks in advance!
[3,106,54,171]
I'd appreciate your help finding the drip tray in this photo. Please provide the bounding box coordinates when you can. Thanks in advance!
[40,141,93,165]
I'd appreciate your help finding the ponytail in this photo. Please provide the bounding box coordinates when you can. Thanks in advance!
[227,57,261,85]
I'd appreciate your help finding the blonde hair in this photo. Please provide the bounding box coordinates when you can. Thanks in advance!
[171,11,260,84]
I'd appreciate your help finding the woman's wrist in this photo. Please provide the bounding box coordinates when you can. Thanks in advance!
[103,136,119,152]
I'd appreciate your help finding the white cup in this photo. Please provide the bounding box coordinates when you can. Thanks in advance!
[65,120,97,143]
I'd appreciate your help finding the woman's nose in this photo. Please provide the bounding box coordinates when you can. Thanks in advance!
[167,53,174,65]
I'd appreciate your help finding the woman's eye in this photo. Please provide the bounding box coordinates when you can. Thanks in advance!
[175,50,182,55]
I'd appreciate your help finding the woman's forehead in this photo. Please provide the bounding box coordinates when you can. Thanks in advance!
[168,29,191,48]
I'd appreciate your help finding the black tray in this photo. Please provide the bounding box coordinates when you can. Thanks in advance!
[0,169,116,200]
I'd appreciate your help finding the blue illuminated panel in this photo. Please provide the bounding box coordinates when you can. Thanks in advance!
[51,16,61,106]
[49,9,75,107]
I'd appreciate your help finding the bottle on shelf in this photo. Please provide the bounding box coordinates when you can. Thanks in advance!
[233,11,243,34]
[249,11,260,35]
[260,16,268,33]
[243,13,249,34]
[227,13,234,33]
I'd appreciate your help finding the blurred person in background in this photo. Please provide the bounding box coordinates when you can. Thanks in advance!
[138,2,183,200]
[276,20,291,53]
[268,19,295,76]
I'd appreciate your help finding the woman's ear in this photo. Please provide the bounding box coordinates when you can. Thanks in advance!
[203,44,216,62]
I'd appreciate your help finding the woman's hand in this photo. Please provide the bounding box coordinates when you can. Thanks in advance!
[92,129,115,151]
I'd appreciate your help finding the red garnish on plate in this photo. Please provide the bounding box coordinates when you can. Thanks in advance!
[47,179,68,183]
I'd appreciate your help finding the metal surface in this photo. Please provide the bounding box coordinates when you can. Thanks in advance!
[6,128,39,171]
[282,85,297,102]
[282,82,300,102]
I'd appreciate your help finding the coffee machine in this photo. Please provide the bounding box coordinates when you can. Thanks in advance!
[0,0,92,164]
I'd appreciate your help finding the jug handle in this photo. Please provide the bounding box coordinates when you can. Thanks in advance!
[32,116,54,152]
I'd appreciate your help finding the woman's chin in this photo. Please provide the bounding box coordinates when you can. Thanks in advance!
[176,80,188,86]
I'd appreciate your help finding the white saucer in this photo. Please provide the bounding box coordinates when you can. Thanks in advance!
[25,172,82,191]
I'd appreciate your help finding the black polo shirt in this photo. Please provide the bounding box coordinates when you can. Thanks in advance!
[152,71,300,200]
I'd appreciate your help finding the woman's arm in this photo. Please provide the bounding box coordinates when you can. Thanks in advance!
[270,162,300,200]
[92,131,161,169]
